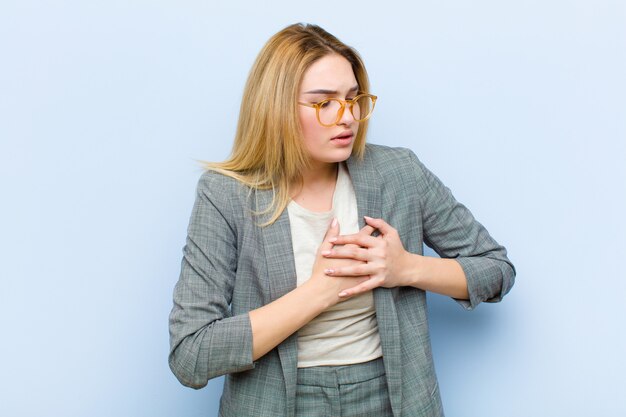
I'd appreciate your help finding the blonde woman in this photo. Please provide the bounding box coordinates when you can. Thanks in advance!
[169,23,515,417]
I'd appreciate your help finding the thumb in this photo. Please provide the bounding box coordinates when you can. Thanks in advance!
[359,224,376,236]
[364,216,394,236]
[320,217,340,251]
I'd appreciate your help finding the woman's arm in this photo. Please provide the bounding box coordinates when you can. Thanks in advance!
[323,216,469,300]
[169,174,251,388]
[248,219,370,360]
[169,174,369,388]
[403,252,469,300]
[321,149,515,309]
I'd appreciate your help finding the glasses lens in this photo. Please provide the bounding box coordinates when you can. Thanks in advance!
[318,99,342,126]
[352,95,374,121]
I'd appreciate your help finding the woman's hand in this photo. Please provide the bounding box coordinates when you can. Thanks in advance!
[306,218,372,307]
[249,218,373,360]
[321,216,415,298]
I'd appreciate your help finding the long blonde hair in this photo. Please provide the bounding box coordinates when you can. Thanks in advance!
[205,23,371,225]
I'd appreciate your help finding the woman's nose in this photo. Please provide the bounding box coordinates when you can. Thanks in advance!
[336,103,355,126]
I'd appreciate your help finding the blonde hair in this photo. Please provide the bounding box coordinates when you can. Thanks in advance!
[205,23,371,225]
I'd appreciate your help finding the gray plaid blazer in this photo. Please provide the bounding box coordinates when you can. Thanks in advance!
[169,144,515,417]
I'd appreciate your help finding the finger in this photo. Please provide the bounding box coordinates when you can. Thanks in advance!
[338,277,383,298]
[359,225,376,236]
[325,263,373,277]
[336,277,372,299]
[329,234,379,248]
[322,245,370,262]
[329,225,375,244]
[364,216,396,236]
[320,218,340,251]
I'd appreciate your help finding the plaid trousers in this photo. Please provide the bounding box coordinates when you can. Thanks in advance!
[295,358,392,417]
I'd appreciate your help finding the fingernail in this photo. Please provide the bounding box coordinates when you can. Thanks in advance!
[328,237,337,243]
[364,215,372,220]
[321,250,331,256]
[324,268,334,274]
[338,291,348,297]
[331,218,338,227]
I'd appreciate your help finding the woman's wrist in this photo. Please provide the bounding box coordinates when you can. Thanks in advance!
[399,252,424,288]
[300,275,338,311]
[402,254,469,299]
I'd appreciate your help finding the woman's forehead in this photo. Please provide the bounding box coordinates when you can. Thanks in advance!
[300,54,357,93]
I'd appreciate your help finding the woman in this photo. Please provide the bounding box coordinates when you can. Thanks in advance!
[169,23,515,417]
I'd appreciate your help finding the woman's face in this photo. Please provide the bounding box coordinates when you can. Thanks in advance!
[298,54,359,169]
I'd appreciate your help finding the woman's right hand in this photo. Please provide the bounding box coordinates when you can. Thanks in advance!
[249,217,371,360]
[306,218,372,307]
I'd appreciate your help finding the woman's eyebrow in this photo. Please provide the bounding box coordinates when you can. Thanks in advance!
[303,85,359,95]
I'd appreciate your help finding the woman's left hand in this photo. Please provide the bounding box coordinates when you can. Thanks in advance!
[321,216,414,297]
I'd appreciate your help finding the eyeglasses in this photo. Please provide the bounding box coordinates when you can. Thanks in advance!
[298,93,377,127]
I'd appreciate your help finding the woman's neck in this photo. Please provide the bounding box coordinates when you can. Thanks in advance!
[302,160,338,186]
[290,162,339,212]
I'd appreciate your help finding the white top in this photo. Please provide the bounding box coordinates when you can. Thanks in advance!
[287,162,382,368]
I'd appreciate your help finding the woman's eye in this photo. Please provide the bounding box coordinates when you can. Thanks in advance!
[319,101,332,108]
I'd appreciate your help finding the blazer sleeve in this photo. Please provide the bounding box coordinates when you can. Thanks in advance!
[168,172,255,389]
[407,150,516,310]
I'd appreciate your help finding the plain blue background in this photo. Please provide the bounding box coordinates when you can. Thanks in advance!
[1,1,625,416]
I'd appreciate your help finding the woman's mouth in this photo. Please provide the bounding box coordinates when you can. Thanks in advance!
[331,131,354,145]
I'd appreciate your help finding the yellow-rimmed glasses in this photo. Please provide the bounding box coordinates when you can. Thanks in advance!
[298,93,377,127]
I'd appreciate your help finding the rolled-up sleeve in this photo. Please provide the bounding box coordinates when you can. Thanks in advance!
[407,150,516,310]
[168,173,255,389]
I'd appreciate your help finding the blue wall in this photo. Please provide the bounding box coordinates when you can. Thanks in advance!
[1,1,624,416]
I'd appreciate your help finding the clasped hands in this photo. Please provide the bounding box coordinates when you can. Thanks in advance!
[316,216,415,299]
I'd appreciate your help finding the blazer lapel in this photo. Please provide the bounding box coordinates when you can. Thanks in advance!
[257,190,299,416]
[345,155,382,228]
[346,154,403,416]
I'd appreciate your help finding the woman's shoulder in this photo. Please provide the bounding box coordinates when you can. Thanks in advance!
[364,143,418,163]
[362,143,426,173]
[196,168,254,194]
[360,143,435,194]
[193,169,250,209]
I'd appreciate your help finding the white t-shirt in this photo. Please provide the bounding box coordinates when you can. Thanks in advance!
[287,162,382,368]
